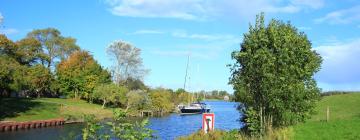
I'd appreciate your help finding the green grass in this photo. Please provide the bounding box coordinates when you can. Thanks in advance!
[0,98,113,122]
[179,93,360,140]
[292,93,360,140]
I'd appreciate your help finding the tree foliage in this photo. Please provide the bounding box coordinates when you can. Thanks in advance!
[106,40,148,85]
[149,88,174,113]
[27,28,80,69]
[56,50,111,99]
[93,83,128,108]
[25,64,52,97]
[1,29,81,98]
[125,90,151,113]
[229,13,322,134]
[82,109,153,140]
[0,35,52,97]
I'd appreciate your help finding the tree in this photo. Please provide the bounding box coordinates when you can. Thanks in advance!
[0,34,52,97]
[106,40,148,85]
[229,13,322,134]
[175,88,186,95]
[149,88,174,114]
[82,109,153,140]
[123,77,148,90]
[25,64,52,98]
[0,56,24,97]
[0,34,17,57]
[56,50,111,99]
[93,83,128,108]
[125,90,150,112]
[27,28,79,69]
[0,35,27,97]
[15,37,43,65]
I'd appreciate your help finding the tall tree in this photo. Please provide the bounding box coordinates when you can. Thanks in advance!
[15,37,44,65]
[56,50,111,99]
[0,35,25,96]
[27,28,79,69]
[106,40,148,85]
[0,56,24,97]
[229,13,322,134]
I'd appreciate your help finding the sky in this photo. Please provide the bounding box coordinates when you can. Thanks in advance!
[1,0,360,93]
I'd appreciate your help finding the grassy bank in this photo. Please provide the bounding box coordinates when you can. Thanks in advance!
[0,98,113,122]
[292,93,360,140]
[178,128,292,140]
[179,93,360,140]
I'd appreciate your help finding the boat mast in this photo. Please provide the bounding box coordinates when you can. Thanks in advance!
[183,54,192,104]
[183,54,190,90]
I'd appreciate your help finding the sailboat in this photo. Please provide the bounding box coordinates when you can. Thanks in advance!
[178,54,210,114]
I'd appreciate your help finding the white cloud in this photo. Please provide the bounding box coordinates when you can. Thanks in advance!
[314,38,360,91]
[132,29,164,35]
[171,30,239,42]
[315,5,360,24]
[0,28,19,35]
[105,0,211,20]
[291,0,324,9]
[104,0,324,20]
[131,29,241,43]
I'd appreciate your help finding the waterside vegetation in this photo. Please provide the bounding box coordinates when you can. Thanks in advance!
[179,92,360,140]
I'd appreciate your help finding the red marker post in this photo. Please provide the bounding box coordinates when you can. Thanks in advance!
[202,113,215,133]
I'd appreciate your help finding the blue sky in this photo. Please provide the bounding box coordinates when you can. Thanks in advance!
[1,0,360,92]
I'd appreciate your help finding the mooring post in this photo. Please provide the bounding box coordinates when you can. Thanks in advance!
[326,106,330,122]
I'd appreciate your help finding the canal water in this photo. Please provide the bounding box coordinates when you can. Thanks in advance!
[0,101,243,140]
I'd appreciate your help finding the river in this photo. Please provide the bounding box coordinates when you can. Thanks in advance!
[0,101,243,140]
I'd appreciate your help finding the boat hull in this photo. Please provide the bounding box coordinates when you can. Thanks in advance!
[180,108,210,114]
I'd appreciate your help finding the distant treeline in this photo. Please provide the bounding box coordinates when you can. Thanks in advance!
[321,91,360,97]
[193,90,234,101]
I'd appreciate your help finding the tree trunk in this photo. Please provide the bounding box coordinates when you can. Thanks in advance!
[102,99,107,109]
[125,102,130,112]
[260,106,263,134]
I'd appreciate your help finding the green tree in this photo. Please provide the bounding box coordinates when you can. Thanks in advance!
[27,28,79,69]
[25,64,52,97]
[0,56,24,96]
[0,35,17,57]
[82,109,153,140]
[93,83,128,108]
[0,35,28,97]
[123,77,148,90]
[125,90,150,112]
[229,13,322,135]
[149,88,174,114]
[15,37,44,65]
[175,88,186,95]
[56,50,111,99]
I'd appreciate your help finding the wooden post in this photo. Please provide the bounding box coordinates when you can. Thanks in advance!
[326,106,330,122]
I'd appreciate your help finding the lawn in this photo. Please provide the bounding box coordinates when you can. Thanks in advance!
[0,98,113,122]
[292,93,360,140]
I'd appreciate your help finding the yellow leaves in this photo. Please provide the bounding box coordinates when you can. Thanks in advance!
[57,50,95,71]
